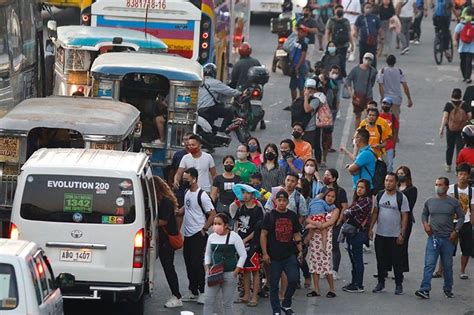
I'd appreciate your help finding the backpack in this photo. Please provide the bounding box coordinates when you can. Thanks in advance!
[291,96,314,128]
[447,102,469,132]
[195,189,212,217]
[376,190,404,211]
[315,92,333,128]
[363,150,387,194]
[361,124,384,147]
[460,23,474,44]
[332,18,349,46]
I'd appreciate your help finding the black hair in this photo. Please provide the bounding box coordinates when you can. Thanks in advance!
[280,138,296,153]
[326,168,340,191]
[184,167,199,179]
[303,5,312,11]
[352,178,371,202]
[386,54,396,66]
[367,107,379,116]
[330,64,341,71]
[456,163,471,174]
[188,134,202,143]
[356,128,370,144]
[335,4,343,10]
[292,121,305,130]
[437,177,450,186]
[222,155,235,164]
[386,172,399,182]
[250,172,263,181]
[367,100,378,107]
[275,189,289,199]
[298,177,311,199]
[286,172,299,181]
[183,131,195,138]
[247,137,262,153]
[303,158,319,177]
[452,88,462,100]
[215,212,230,226]
[263,143,279,163]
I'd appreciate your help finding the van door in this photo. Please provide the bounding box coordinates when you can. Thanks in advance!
[142,167,157,293]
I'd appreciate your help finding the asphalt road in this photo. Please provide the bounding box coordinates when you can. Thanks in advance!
[46,8,474,315]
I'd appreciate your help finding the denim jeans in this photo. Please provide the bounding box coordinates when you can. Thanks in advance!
[346,231,368,288]
[419,236,455,292]
[270,255,300,313]
[385,148,394,173]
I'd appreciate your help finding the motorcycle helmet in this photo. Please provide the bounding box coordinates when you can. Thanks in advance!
[203,63,217,78]
[238,42,252,57]
[462,124,474,147]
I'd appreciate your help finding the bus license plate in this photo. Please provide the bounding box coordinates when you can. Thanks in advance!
[60,249,92,263]
[276,50,287,57]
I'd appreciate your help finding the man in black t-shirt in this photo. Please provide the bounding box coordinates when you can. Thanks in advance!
[261,190,303,315]
[296,6,319,64]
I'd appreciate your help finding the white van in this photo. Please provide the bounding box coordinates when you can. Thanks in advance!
[0,238,63,315]
[10,148,158,314]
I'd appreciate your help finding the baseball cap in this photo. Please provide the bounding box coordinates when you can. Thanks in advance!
[305,78,316,88]
[363,52,375,60]
[382,96,393,105]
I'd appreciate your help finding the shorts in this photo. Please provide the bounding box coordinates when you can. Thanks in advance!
[459,222,473,257]
[289,73,306,91]
[243,248,261,271]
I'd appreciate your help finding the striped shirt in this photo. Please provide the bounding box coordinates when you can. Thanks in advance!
[257,163,286,192]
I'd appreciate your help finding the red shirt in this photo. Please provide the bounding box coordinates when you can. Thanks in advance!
[251,152,262,167]
[379,112,399,150]
[457,147,474,166]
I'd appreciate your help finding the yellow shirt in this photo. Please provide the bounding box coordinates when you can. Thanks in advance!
[358,118,392,158]
[294,140,313,162]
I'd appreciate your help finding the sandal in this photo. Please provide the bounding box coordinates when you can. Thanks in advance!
[460,273,469,280]
[247,300,258,307]
[326,291,337,298]
[432,272,442,278]
[234,298,249,304]
[306,291,320,297]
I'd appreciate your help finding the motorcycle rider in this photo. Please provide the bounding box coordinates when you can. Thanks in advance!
[229,42,261,89]
[198,63,241,133]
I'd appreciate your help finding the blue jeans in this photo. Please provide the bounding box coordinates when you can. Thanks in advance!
[346,231,368,288]
[270,255,300,313]
[385,148,394,172]
[420,236,455,292]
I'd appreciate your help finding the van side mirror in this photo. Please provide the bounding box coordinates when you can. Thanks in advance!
[56,273,75,288]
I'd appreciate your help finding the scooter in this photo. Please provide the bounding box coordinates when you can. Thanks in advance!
[271,12,293,76]
[245,66,269,131]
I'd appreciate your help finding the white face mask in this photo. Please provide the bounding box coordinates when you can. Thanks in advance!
[330,73,338,80]
[237,152,247,160]
[304,165,315,174]
[363,59,372,66]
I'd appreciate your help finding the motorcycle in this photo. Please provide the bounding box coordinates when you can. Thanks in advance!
[245,66,269,131]
[271,12,293,76]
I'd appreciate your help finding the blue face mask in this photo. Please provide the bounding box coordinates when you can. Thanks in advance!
[328,47,336,54]
[249,144,258,152]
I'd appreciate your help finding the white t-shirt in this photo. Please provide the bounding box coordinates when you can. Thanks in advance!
[447,184,473,223]
[179,152,215,192]
[183,188,214,237]
[398,0,415,18]
[342,0,361,25]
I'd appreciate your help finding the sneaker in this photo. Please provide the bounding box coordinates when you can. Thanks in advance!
[467,79,473,84]
[283,106,291,111]
[164,296,183,308]
[281,306,294,314]
[444,290,454,298]
[414,40,420,45]
[460,273,469,279]
[363,244,371,253]
[445,164,451,172]
[181,291,199,302]
[343,284,364,293]
[332,270,340,280]
[395,285,404,295]
[372,282,385,293]
[197,293,206,304]
[401,47,410,55]
[415,289,430,299]
[151,139,164,145]
[409,39,415,44]
[348,52,355,62]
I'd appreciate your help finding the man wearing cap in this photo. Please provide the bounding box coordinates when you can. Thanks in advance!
[303,78,327,163]
[261,189,304,315]
[345,53,377,128]
[289,26,309,101]
[379,97,399,172]
[377,55,413,124]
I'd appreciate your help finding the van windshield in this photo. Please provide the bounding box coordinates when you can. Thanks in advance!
[20,175,136,224]
[0,263,18,310]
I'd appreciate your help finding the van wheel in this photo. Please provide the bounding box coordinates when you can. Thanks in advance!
[129,294,145,315]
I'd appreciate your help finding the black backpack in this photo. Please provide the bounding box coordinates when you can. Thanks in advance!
[291,96,314,129]
[363,150,387,194]
[332,18,350,46]
[376,190,404,211]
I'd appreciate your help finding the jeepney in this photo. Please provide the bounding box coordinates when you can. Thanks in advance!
[46,24,168,96]
[90,52,203,177]
[0,96,140,236]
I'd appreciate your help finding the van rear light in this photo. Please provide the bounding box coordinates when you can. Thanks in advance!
[133,229,144,268]
[36,261,44,276]
[9,223,19,240]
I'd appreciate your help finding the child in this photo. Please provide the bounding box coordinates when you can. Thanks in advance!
[304,192,337,252]
[250,172,271,205]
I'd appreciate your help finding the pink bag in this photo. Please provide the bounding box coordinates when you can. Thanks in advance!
[314,92,333,128]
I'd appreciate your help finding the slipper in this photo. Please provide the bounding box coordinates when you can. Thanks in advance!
[460,273,469,280]
[306,291,320,297]
[432,272,442,278]
[247,301,258,307]
[326,291,337,298]
[234,298,249,304]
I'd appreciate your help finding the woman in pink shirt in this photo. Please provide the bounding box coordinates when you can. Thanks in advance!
[247,137,262,167]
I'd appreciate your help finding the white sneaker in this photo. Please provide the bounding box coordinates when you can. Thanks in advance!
[151,138,163,145]
[363,244,372,253]
[445,164,451,172]
[164,296,183,308]
[197,293,205,304]
[414,40,420,45]
[333,270,341,280]
[348,52,355,62]
[181,291,199,302]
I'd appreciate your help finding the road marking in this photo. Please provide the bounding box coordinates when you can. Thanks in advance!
[336,101,354,170]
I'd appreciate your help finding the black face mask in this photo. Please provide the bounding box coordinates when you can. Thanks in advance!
[224,164,234,172]
[314,69,321,76]
[281,150,291,159]
[181,180,191,190]
[292,131,302,139]
[265,152,276,161]
[382,106,391,113]
[336,10,344,17]
[303,13,310,18]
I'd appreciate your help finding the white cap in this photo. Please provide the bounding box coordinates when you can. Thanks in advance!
[305,78,316,88]
[363,52,374,60]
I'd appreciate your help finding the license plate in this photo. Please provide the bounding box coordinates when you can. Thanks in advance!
[250,100,262,106]
[276,49,287,57]
[262,3,280,10]
[59,249,92,263]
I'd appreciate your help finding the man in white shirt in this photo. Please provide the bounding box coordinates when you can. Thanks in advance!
[341,0,361,61]
[447,163,474,279]
[397,0,416,55]
[177,167,216,303]
[174,134,217,192]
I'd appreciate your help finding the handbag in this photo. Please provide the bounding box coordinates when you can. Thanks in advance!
[342,84,351,99]
[163,227,184,250]
[207,232,231,287]
[364,16,378,46]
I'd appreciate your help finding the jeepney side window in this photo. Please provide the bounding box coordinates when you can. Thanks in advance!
[18,0,36,66]
[6,2,23,72]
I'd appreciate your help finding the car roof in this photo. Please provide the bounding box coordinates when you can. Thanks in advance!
[0,97,140,138]
[0,238,35,257]
[56,25,168,52]
[91,52,203,82]
[22,148,149,175]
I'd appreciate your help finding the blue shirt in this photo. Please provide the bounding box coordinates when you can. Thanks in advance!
[355,14,381,44]
[455,23,474,53]
[353,145,376,189]
[279,157,304,174]
[308,199,336,216]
